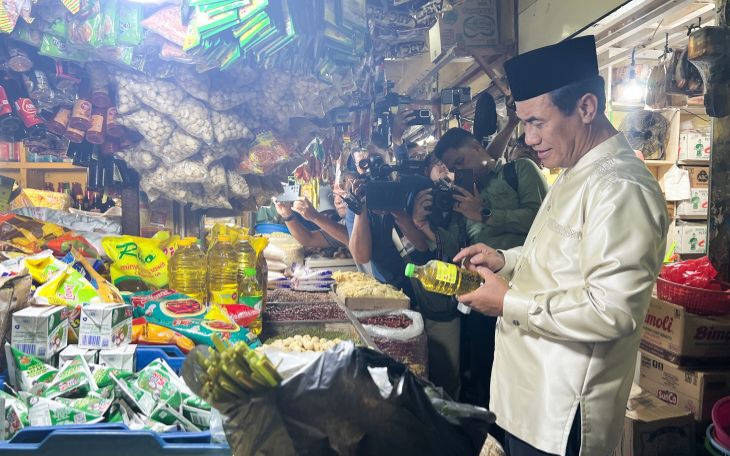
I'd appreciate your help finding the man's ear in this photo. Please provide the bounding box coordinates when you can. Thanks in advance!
[577,93,599,124]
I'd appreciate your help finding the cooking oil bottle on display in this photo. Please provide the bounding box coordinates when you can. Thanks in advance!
[238,267,263,334]
[168,237,207,304]
[405,260,482,314]
[207,234,239,305]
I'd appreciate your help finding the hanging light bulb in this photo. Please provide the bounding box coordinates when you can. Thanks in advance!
[623,48,644,102]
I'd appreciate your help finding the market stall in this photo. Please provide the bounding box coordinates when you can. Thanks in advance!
[0,0,506,454]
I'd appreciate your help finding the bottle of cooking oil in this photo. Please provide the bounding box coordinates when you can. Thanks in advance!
[405,260,483,314]
[207,234,239,305]
[238,267,263,334]
[236,238,257,271]
[168,237,207,304]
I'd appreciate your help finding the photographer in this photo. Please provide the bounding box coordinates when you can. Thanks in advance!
[345,144,431,300]
[274,189,349,249]
[415,127,548,409]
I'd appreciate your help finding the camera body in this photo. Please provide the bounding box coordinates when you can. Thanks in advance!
[353,158,459,228]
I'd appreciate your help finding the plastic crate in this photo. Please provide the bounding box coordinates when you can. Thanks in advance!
[0,424,231,456]
[656,277,730,316]
[135,345,187,374]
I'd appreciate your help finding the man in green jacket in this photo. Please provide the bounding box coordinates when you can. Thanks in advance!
[412,127,548,408]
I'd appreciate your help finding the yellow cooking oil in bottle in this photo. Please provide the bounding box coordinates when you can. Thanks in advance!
[168,237,207,304]
[405,261,482,313]
[238,267,263,334]
[207,234,239,305]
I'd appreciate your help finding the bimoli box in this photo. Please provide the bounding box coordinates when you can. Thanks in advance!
[58,345,97,367]
[676,188,709,218]
[78,304,132,350]
[611,384,695,456]
[685,166,710,188]
[674,223,706,254]
[11,306,69,360]
[640,298,730,367]
[638,351,730,422]
[98,344,136,372]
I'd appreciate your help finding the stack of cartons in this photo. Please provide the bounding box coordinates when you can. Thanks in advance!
[638,298,730,423]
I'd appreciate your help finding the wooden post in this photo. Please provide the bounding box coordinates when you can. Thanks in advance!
[688,3,730,280]
[121,179,140,236]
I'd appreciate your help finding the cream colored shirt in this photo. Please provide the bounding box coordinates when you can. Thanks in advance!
[493,133,668,456]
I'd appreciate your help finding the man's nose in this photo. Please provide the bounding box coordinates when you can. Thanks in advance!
[524,125,540,146]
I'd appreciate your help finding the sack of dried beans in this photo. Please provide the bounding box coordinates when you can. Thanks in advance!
[354,309,427,378]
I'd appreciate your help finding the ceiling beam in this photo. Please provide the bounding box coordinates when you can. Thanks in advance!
[595,0,697,54]
[598,12,716,69]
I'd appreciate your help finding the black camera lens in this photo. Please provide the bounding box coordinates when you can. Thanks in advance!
[432,187,455,211]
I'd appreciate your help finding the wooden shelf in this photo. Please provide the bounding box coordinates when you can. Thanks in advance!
[645,160,675,167]
[0,162,82,170]
[678,160,710,166]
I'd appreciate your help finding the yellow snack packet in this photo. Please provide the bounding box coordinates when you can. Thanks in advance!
[33,265,101,307]
[102,234,169,291]
[23,250,66,284]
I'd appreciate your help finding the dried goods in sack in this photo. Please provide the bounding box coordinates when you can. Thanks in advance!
[159,128,201,165]
[134,76,185,116]
[211,110,252,143]
[165,160,208,184]
[172,97,214,144]
[118,108,175,148]
[355,309,428,377]
[174,66,210,102]
[226,171,250,199]
[204,165,227,196]
[209,88,250,111]
[115,81,142,114]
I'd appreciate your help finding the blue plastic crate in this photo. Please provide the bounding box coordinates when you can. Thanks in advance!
[0,424,230,456]
[135,345,187,374]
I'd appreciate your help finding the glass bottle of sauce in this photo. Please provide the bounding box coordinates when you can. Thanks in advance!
[85,109,105,144]
[69,85,92,131]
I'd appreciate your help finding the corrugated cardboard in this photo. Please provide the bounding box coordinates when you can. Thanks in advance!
[684,166,710,188]
[677,188,709,217]
[611,384,695,456]
[674,223,707,254]
[639,351,730,422]
[439,0,499,50]
[679,131,711,162]
[333,286,410,311]
[640,298,730,367]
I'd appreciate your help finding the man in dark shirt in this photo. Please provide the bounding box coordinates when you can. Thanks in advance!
[344,145,430,299]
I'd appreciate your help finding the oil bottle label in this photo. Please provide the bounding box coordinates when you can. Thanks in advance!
[238,295,262,310]
[435,262,458,284]
[210,289,237,305]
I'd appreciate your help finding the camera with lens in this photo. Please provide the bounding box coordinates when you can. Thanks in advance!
[352,156,461,228]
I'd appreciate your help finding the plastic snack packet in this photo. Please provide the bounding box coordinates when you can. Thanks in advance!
[90,364,132,389]
[132,317,195,353]
[23,250,66,284]
[42,355,97,399]
[5,344,58,392]
[0,390,29,440]
[25,395,105,427]
[33,264,100,307]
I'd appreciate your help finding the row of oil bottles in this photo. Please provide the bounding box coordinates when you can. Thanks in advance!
[167,234,261,309]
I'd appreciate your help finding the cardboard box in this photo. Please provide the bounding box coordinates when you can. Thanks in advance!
[98,344,136,372]
[78,304,132,350]
[676,188,709,218]
[640,298,730,367]
[679,131,711,162]
[334,289,410,311]
[674,223,706,254]
[58,345,97,367]
[439,0,499,50]
[611,384,695,456]
[11,306,69,360]
[685,166,710,188]
[639,351,730,422]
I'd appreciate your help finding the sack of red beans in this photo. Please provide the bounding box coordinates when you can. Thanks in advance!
[355,309,427,378]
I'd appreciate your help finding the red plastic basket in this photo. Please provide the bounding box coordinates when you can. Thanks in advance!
[656,277,730,316]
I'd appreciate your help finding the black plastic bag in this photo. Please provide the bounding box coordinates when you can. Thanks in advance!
[183,342,493,456]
